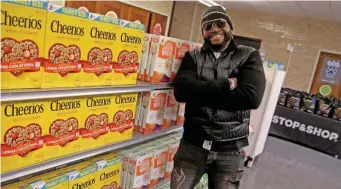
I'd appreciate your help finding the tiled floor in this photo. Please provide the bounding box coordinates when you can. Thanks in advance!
[241,136,341,189]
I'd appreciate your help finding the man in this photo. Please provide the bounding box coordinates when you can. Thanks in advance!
[171,6,266,189]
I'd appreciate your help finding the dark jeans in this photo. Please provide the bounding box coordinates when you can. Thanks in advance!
[171,140,245,189]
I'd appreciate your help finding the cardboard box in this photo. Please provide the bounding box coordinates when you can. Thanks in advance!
[82,12,121,87]
[1,0,47,89]
[147,36,177,83]
[164,141,180,180]
[162,90,179,129]
[134,93,143,132]
[45,98,81,160]
[128,151,154,189]
[1,101,46,173]
[42,4,90,88]
[170,40,191,81]
[112,20,145,85]
[24,168,69,189]
[65,161,98,189]
[176,103,186,126]
[138,34,152,81]
[149,145,169,188]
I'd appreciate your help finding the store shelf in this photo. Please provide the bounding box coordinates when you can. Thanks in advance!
[1,126,183,184]
[1,81,174,102]
[155,180,170,189]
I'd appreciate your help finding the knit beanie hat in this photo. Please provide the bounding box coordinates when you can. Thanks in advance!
[201,6,233,30]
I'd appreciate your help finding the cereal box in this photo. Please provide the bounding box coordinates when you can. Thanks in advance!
[42,4,90,88]
[112,20,145,85]
[164,141,180,180]
[2,181,30,189]
[79,95,112,152]
[191,42,202,50]
[45,98,81,160]
[128,151,154,189]
[138,34,152,81]
[24,168,69,189]
[90,153,122,189]
[1,101,46,173]
[149,145,169,188]
[176,103,186,126]
[140,90,167,134]
[162,90,179,129]
[82,13,121,87]
[147,36,177,83]
[1,0,47,89]
[109,93,138,141]
[65,161,98,189]
[170,40,191,81]
[135,92,150,133]
[134,93,143,132]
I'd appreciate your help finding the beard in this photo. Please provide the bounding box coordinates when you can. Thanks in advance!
[204,30,233,51]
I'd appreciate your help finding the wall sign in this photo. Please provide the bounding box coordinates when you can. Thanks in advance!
[320,58,341,85]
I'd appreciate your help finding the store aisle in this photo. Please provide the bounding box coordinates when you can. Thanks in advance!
[241,136,341,189]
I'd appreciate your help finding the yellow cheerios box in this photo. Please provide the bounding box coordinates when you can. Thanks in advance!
[82,13,122,87]
[90,153,122,189]
[109,93,138,142]
[112,20,145,85]
[42,3,91,88]
[79,95,113,152]
[45,98,82,160]
[2,181,30,189]
[1,0,47,89]
[23,168,69,189]
[1,101,46,173]
[64,161,98,189]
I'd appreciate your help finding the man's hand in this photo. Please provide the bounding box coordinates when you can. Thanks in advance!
[230,78,238,89]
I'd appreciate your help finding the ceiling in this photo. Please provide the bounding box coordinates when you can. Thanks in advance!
[215,1,341,23]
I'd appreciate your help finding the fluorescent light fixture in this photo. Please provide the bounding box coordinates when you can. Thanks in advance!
[197,0,226,10]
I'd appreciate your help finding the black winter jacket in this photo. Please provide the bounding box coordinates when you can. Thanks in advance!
[173,40,266,151]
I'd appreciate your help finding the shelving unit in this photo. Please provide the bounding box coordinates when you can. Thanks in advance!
[1,126,183,184]
[1,81,173,102]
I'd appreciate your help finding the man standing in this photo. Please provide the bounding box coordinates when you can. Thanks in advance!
[171,6,266,189]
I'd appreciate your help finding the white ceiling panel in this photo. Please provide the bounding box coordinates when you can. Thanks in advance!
[331,1,341,22]
[221,1,255,12]
[247,1,278,14]
[297,1,333,20]
[269,1,305,18]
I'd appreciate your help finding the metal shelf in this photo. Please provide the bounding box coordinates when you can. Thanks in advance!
[1,126,183,184]
[155,180,171,189]
[1,81,174,102]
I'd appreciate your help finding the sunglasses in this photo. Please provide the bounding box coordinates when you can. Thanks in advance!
[202,19,227,32]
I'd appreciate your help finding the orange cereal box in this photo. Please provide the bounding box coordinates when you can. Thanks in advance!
[140,90,167,134]
[162,90,179,129]
[79,95,113,151]
[138,34,151,81]
[82,13,121,87]
[1,0,47,89]
[45,98,81,160]
[134,93,143,132]
[164,140,180,180]
[147,36,176,83]
[191,42,202,50]
[176,103,186,126]
[109,93,138,141]
[170,40,191,81]
[112,20,145,85]
[128,151,153,189]
[149,145,169,188]
[42,4,91,88]
[1,101,46,173]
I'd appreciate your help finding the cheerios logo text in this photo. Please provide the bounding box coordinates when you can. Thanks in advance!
[115,95,136,104]
[1,11,42,29]
[90,27,116,41]
[121,33,141,44]
[72,178,96,189]
[86,97,111,107]
[50,20,84,36]
[50,100,81,111]
[100,169,120,181]
[4,104,44,117]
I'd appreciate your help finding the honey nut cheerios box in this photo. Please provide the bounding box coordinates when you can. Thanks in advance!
[64,161,98,189]
[2,181,30,189]
[90,153,122,189]
[45,98,82,160]
[108,93,138,142]
[1,0,47,89]
[42,3,91,88]
[23,168,69,189]
[127,151,154,189]
[139,90,167,135]
[147,35,177,83]
[82,12,121,87]
[176,103,186,126]
[162,89,179,129]
[170,40,191,81]
[138,33,152,81]
[79,95,113,152]
[112,20,145,85]
[1,101,47,173]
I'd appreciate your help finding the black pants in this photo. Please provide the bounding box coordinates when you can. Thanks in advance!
[171,140,245,189]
